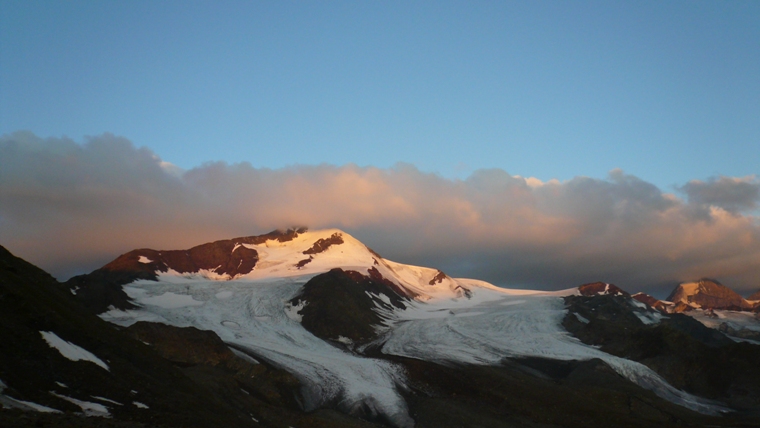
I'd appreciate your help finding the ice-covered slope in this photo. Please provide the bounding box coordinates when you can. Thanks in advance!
[96,229,730,427]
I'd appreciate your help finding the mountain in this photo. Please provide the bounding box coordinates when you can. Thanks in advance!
[0,244,277,428]
[563,290,760,413]
[749,290,760,301]
[647,279,760,347]
[578,282,629,296]
[0,241,416,428]
[631,292,673,312]
[666,279,753,312]
[4,229,760,427]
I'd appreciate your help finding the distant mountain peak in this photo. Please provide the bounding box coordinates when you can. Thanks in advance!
[666,278,752,311]
[631,292,673,312]
[578,282,629,297]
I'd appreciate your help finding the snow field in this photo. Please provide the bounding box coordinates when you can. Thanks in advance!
[380,288,727,415]
[688,309,760,332]
[104,276,414,428]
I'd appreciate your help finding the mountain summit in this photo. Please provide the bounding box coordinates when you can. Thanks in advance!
[666,278,753,311]
[72,228,473,305]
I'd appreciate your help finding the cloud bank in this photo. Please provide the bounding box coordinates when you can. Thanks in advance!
[1,132,759,296]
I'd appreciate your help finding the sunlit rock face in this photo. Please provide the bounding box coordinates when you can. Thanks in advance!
[667,279,752,312]
[578,282,629,297]
[750,290,760,312]
[101,227,306,279]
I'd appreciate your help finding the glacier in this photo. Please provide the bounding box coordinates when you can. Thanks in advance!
[98,229,730,427]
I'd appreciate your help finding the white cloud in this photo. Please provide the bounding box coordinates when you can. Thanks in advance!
[1,132,759,296]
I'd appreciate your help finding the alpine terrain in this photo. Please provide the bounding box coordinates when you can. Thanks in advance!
[2,228,760,427]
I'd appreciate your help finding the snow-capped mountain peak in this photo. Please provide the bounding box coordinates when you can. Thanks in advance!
[64,230,736,427]
[104,228,474,303]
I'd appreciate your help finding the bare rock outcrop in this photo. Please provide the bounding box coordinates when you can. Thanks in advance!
[666,279,752,312]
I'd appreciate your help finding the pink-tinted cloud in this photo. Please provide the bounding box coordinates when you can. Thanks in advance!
[2,132,759,296]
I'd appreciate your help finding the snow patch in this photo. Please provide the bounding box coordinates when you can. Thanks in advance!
[51,392,110,417]
[284,300,307,322]
[367,291,392,306]
[133,401,149,409]
[573,312,590,324]
[0,391,61,413]
[91,396,122,406]
[337,336,354,345]
[0,379,54,412]
[40,331,109,371]
[230,347,260,364]
[634,311,668,325]
[138,256,152,264]
[630,299,647,309]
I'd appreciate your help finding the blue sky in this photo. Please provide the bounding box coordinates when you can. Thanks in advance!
[2,1,758,189]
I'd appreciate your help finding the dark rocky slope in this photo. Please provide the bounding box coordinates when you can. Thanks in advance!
[564,292,760,413]
[389,356,753,428]
[288,268,409,344]
[0,245,256,427]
